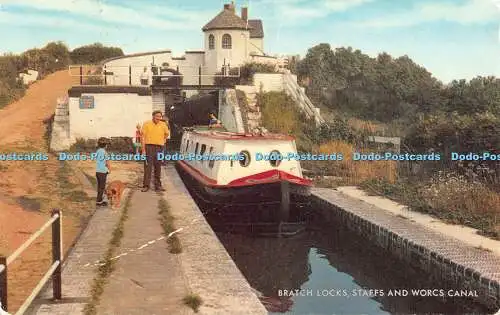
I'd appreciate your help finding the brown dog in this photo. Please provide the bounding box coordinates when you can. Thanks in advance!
[105,180,125,209]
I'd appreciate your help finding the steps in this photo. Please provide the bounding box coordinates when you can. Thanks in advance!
[236,86,262,132]
[50,96,72,151]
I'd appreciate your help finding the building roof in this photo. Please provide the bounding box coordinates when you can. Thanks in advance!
[248,20,263,38]
[202,8,253,31]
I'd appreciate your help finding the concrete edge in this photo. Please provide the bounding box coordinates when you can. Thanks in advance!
[163,165,267,315]
[310,188,500,312]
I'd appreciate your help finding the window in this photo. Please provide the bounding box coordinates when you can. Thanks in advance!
[239,150,251,167]
[195,142,199,155]
[200,144,206,155]
[186,140,190,152]
[222,34,232,49]
[208,147,215,168]
[208,34,215,50]
[269,150,282,167]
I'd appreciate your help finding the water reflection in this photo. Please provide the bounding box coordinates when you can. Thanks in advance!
[215,226,491,315]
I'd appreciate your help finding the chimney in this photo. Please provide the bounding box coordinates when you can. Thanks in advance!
[223,4,230,10]
[241,7,248,21]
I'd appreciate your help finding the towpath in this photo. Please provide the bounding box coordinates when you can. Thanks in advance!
[96,190,193,315]
[28,165,266,315]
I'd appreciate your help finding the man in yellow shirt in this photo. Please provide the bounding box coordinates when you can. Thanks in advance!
[141,110,170,192]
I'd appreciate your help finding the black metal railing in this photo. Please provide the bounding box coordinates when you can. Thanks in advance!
[0,209,62,314]
[68,64,240,88]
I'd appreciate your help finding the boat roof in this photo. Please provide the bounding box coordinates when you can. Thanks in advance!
[185,126,295,141]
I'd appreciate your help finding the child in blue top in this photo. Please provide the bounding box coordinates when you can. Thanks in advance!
[208,112,222,128]
[96,137,111,206]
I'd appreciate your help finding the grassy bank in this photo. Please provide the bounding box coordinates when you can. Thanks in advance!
[258,90,500,240]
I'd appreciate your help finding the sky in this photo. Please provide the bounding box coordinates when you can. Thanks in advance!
[0,0,499,83]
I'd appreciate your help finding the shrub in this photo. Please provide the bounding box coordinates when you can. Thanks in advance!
[213,62,277,86]
[310,140,397,184]
[70,43,124,64]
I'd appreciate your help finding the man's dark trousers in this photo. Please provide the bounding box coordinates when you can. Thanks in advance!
[143,144,163,189]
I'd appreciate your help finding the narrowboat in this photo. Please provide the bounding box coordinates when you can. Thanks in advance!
[175,126,312,226]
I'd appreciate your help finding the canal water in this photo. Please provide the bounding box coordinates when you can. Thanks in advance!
[215,226,491,315]
[177,169,491,314]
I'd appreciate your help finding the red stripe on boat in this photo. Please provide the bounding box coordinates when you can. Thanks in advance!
[177,161,312,188]
[178,160,218,186]
[227,169,313,187]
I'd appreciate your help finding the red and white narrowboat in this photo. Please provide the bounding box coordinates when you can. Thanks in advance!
[176,126,312,221]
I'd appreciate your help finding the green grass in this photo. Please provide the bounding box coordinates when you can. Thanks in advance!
[158,199,182,254]
[183,293,203,313]
[83,191,133,315]
[360,178,500,240]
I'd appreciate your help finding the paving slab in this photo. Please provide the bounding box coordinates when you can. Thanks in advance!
[97,188,193,315]
[162,164,267,315]
[27,191,130,315]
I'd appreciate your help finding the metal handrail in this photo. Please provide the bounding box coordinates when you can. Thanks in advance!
[0,209,62,314]
[68,64,241,86]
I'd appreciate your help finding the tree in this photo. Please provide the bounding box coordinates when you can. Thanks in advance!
[43,41,71,71]
[70,43,124,64]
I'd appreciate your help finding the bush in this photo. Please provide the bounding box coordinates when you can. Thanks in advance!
[69,137,134,153]
[309,140,397,184]
[0,54,27,107]
[213,62,277,86]
[258,91,303,135]
[304,119,359,146]
[360,174,500,239]
[70,43,124,64]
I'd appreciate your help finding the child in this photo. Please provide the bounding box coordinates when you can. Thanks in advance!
[134,124,142,154]
[96,137,111,207]
[208,112,222,128]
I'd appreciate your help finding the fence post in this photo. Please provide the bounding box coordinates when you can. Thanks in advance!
[51,209,62,300]
[79,66,83,85]
[198,66,202,87]
[104,65,107,86]
[129,65,132,86]
[0,256,7,312]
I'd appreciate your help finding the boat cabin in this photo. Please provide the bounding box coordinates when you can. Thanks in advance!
[179,127,305,186]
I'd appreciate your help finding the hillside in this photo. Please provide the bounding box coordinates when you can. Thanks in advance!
[0,70,96,311]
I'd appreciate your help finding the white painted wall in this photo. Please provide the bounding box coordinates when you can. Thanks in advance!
[250,55,278,67]
[249,38,264,55]
[252,73,284,92]
[69,93,152,141]
[178,52,207,85]
[219,89,245,133]
[204,29,251,74]
[18,70,39,85]
[103,52,172,85]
